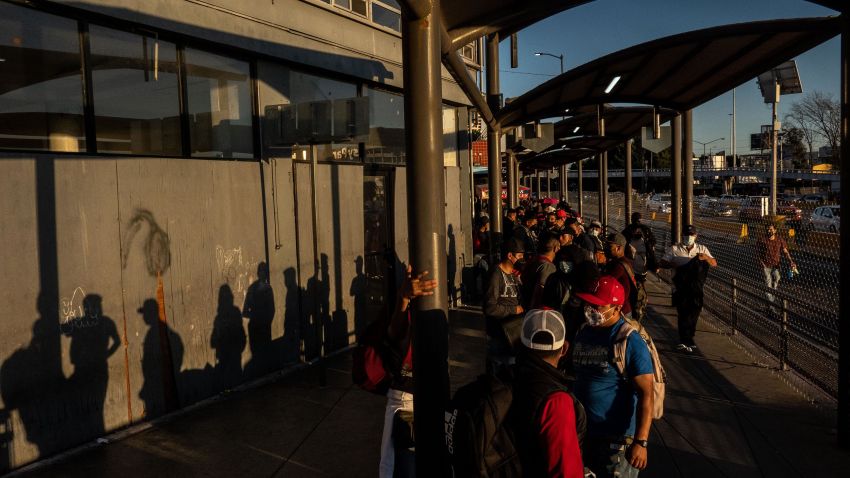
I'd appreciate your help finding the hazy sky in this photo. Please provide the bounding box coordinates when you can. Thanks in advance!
[498,0,840,155]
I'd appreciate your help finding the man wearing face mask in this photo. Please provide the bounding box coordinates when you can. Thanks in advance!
[660,225,717,352]
[572,277,654,478]
[484,238,526,373]
[756,223,796,305]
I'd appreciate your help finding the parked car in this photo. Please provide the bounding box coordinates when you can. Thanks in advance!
[799,193,827,205]
[699,200,733,217]
[738,196,769,221]
[647,193,671,213]
[718,194,744,206]
[809,205,841,232]
[777,201,803,223]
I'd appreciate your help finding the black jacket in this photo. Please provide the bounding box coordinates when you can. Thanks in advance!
[511,351,587,478]
[672,257,710,308]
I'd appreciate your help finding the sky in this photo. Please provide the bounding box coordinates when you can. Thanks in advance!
[497,0,841,155]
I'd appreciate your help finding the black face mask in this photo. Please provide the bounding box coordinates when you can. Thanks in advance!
[633,232,644,240]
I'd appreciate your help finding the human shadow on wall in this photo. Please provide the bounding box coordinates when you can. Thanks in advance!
[303,255,331,361]
[448,224,457,304]
[243,263,275,377]
[327,254,349,353]
[138,299,184,418]
[0,294,67,461]
[350,256,367,337]
[210,285,246,390]
[62,294,121,439]
[282,267,303,364]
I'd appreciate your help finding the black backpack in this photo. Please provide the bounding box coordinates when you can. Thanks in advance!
[445,374,522,478]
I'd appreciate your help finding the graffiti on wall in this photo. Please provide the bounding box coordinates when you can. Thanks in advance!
[215,246,256,304]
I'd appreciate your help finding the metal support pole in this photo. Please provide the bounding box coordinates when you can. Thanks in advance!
[771,97,779,216]
[578,160,584,217]
[401,5,449,474]
[731,278,738,335]
[602,151,609,229]
[625,140,633,223]
[507,151,517,208]
[838,11,850,450]
[536,169,541,199]
[781,299,789,372]
[672,113,682,244]
[486,33,502,255]
[560,164,568,201]
[597,153,604,224]
[683,109,694,227]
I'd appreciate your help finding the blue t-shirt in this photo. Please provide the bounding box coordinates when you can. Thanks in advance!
[572,319,654,438]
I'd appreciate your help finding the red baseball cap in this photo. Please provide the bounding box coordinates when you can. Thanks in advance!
[575,276,625,306]
[556,209,568,219]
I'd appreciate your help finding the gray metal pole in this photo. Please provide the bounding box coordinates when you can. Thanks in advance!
[838,11,850,450]
[597,154,604,224]
[536,169,541,199]
[602,151,609,230]
[672,113,683,244]
[560,164,568,201]
[401,4,449,474]
[625,140,633,224]
[486,33,502,258]
[507,151,517,208]
[771,96,779,216]
[683,109,694,227]
[578,160,584,217]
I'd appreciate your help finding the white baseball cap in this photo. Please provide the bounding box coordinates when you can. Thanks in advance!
[521,309,566,351]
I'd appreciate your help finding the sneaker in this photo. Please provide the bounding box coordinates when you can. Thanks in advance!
[676,343,692,353]
[688,343,698,351]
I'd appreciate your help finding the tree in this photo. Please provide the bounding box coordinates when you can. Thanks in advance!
[781,127,807,167]
[785,91,841,164]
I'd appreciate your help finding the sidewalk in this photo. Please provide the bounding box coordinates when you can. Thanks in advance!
[9,281,850,477]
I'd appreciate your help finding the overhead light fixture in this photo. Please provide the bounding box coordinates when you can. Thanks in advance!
[604,75,621,94]
[0,58,5,62]
[534,52,542,56]
[564,108,570,113]
[572,126,580,134]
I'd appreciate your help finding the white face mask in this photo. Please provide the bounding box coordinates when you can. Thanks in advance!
[584,305,610,326]
[589,229,599,237]
[684,235,696,246]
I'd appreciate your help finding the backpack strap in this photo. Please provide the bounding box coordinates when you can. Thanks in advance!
[611,318,636,378]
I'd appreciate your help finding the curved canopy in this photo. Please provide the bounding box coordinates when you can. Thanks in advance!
[498,17,842,127]
[553,106,676,141]
[441,0,592,50]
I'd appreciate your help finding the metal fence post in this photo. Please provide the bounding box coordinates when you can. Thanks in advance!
[781,299,789,371]
[731,278,738,336]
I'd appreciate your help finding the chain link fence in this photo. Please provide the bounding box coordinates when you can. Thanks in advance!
[569,190,840,399]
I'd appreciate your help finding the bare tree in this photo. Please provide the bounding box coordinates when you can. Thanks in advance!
[785,91,841,164]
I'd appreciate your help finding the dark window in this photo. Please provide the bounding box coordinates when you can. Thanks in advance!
[289,71,360,162]
[352,0,368,16]
[0,3,85,152]
[89,26,181,155]
[372,1,401,32]
[185,49,253,158]
[365,88,404,164]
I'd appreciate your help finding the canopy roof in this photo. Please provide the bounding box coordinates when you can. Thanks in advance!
[441,0,592,50]
[498,17,842,128]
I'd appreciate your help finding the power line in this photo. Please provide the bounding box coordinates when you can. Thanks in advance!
[499,69,557,77]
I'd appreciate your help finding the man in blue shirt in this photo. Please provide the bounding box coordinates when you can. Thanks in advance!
[572,276,655,478]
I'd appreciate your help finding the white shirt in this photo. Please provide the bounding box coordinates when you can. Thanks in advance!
[662,242,713,269]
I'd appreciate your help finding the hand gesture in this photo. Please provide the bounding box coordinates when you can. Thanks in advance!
[399,264,438,301]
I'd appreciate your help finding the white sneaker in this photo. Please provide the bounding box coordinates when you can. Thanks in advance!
[676,343,692,352]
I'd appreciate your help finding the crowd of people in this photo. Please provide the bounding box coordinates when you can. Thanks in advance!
[377,196,719,478]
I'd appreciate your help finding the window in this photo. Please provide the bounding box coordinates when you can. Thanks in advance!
[290,71,360,162]
[371,1,401,32]
[460,40,480,64]
[0,4,85,152]
[365,88,405,165]
[89,26,181,155]
[185,49,253,158]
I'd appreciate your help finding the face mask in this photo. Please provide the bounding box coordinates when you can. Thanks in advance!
[589,229,599,237]
[584,305,609,326]
[684,235,696,246]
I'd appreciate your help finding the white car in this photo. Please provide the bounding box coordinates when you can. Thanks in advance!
[809,205,840,233]
[647,194,671,214]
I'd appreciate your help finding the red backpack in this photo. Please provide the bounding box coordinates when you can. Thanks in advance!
[352,314,409,394]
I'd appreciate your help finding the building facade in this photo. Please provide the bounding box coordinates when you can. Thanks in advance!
[0,0,478,470]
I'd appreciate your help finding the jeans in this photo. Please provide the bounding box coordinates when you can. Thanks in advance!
[763,267,781,303]
[584,437,640,478]
[676,304,702,346]
[379,389,414,478]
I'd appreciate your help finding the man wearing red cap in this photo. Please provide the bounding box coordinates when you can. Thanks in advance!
[571,277,654,478]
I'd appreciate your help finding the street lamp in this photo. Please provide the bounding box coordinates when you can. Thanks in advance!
[693,137,725,159]
[534,51,564,74]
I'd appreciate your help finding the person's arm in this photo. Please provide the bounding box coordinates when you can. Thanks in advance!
[537,392,584,478]
[782,241,796,268]
[697,247,718,267]
[658,248,675,269]
[628,373,654,470]
[388,265,437,342]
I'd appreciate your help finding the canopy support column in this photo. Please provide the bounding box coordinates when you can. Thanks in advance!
[625,139,633,224]
[507,151,518,208]
[401,4,449,475]
[578,160,584,217]
[683,109,694,227]
[672,113,683,244]
[536,169,541,199]
[486,33,502,257]
[838,11,850,450]
[560,164,568,202]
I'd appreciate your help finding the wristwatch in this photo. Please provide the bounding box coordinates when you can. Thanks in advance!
[633,439,648,448]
